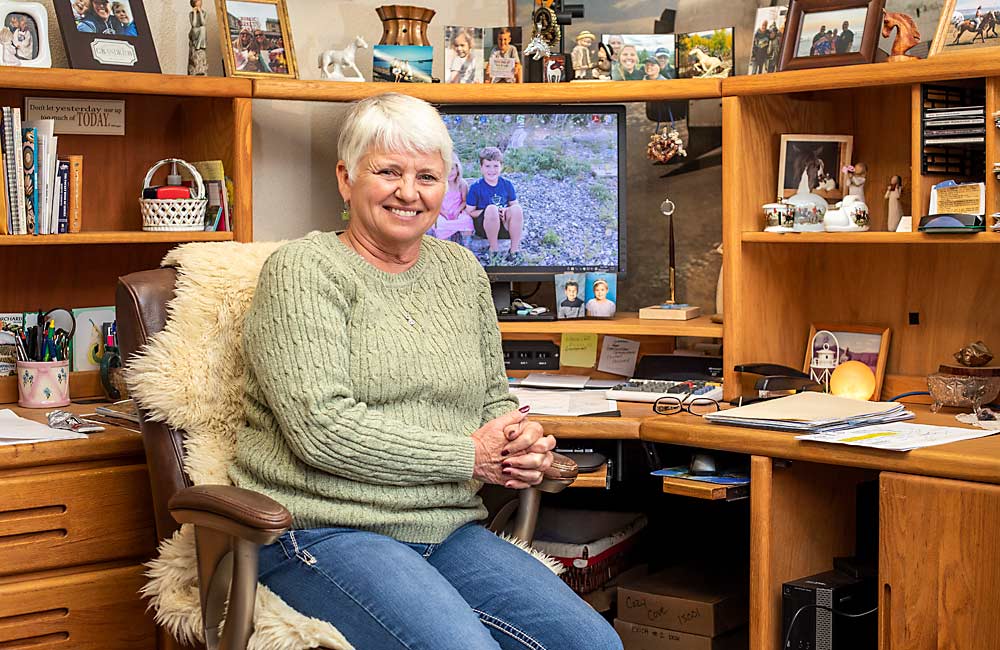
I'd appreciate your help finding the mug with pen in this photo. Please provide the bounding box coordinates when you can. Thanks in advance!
[12,308,76,408]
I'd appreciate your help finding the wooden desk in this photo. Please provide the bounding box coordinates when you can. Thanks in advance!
[639,405,1000,650]
[0,404,157,650]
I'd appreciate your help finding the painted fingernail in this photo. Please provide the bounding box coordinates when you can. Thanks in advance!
[502,461,511,469]
[501,449,509,456]
[502,468,513,475]
[518,405,530,413]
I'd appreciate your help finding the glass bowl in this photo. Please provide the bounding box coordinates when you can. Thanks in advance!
[927,373,1000,412]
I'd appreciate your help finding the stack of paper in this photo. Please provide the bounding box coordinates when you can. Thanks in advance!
[796,422,1000,452]
[0,409,86,446]
[704,392,913,433]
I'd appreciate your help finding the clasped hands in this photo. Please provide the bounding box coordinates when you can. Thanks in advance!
[472,406,555,489]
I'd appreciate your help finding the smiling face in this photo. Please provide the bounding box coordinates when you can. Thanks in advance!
[565,283,578,301]
[93,0,110,19]
[114,5,129,23]
[480,158,502,184]
[453,33,470,57]
[619,46,638,71]
[608,35,623,54]
[497,30,511,51]
[594,282,608,300]
[337,149,446,249]
[644,60,660,78]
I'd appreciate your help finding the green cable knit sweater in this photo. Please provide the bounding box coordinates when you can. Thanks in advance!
[230,231,518,544]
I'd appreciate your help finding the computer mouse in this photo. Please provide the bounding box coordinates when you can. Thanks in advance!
[689,452,717,476]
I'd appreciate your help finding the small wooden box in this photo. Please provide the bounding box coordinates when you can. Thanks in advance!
[639,305,703,321]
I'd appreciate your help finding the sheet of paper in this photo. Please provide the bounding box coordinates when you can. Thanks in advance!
[708,392,902,423]
[560,333,598,368]
[510,388,616,416]
[597,336,640,377]
[521,373,589,389]
[796,421,999,452]
[0,409,86,445]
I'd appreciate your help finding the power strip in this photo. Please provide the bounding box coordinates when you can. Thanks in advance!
[502,340,560,370]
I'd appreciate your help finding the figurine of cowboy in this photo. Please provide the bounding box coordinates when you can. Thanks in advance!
[571,30,597,79]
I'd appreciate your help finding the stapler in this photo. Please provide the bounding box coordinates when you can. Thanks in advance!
[731,363,822,406]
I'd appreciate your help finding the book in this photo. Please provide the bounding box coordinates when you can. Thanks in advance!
[55,159,69,233]
[638,303,703,321]
[21,126,37,235]
[64,155,82,233]
[8,108,26,235]
[0,149,7,235]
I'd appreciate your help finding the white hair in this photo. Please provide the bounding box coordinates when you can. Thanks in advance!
[338,93,453,181]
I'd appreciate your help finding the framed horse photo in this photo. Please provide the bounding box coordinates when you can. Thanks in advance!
[215,0,298,79]
[930,0,1000,56]
[779,0,886,71]
[777,134,854,200]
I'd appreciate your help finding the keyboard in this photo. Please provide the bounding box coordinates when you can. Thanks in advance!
[605,379,724,403]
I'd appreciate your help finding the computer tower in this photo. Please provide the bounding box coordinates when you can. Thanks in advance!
[781,570,876,650]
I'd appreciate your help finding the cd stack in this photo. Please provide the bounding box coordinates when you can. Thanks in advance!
[923,104,985,147]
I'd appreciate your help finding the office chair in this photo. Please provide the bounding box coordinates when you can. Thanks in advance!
[117,261,576,650]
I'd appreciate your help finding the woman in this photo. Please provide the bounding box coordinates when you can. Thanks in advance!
[233,93,621,650]
[612,44,643,80]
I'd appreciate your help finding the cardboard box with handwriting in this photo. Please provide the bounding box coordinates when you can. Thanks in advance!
[616,567,748,637]
[614,619,748,650]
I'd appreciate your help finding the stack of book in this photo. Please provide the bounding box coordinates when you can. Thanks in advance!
[923,104,986,146]
[0,107,83,236]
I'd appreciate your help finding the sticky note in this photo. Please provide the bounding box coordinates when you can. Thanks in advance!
[560,333,598,368]
[597,336,640,377]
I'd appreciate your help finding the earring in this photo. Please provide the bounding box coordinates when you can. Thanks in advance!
[341,202,350,221]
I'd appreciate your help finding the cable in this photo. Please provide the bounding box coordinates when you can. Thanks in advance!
[517,282,543,301]
[782,603,878,649]
[888,390,930,402]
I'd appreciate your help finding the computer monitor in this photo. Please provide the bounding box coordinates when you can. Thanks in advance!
[432,104,627,291]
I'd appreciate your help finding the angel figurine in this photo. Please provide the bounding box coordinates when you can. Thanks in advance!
[885,175,903,231]
[188,0,208,76]
[843,162,867,201]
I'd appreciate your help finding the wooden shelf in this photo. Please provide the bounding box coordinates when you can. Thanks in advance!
[722,51,1000,96]
[569,463,608,488]
[0,231,235,246]
[252,78,722,103]
[741,231,1000,244]
[661,476,748,501]
[499,313,723,337]
[0,66,251,97]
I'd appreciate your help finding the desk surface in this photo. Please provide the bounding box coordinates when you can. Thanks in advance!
[641,404,1000,486]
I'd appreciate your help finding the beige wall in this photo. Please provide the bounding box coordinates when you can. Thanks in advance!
[37,0,508,241]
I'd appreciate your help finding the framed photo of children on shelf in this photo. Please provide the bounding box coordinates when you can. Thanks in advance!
[779,0,885,71]
[54,0,158,71]
[803,323,891,399]
[555,272,586,319]
[216,0,297,78]
[777,134,854,200]
[930,0,1000,56]
[444,26,484,83]
[0,2,51,68]
[585,272,618,319]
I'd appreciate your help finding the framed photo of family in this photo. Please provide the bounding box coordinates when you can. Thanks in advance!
[54,0,159,72]
[216,0,297,78]
[0,2,51,68]
[780,0,885,71]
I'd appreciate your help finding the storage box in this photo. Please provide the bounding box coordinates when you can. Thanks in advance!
[614,619,748,650]
[617,566,748,637]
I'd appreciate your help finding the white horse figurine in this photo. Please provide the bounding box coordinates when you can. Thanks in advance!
[545,58,562,82]
[688,47,726,77]
[523,23,552,61]
[319,35,368,81]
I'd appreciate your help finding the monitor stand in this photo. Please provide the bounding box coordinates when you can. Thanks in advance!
[492,281,556,321]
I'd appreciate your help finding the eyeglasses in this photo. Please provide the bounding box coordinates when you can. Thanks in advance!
[652,396,720,416]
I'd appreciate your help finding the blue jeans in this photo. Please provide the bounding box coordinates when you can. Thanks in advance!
[258,523,622,650]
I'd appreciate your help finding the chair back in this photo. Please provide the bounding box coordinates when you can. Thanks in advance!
[117,268,189,542]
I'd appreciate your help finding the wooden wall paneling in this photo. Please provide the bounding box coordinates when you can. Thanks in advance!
[0,564,156,650]
[849,86,912,231]
[880,473,1000,650]
[987,77,1000,229]
[0,244,171,312]
[750,457,874,650]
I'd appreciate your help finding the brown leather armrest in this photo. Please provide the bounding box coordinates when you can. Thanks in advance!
[169,485,292,546]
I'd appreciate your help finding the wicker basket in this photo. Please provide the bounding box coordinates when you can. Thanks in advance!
[139,158,208,232]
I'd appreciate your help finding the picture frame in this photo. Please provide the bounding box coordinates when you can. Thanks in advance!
[676,28,734,78]
[601,34,678,80]
[53,0,159,72]
[929,0,1000,56]
[779,0,885,71]
[0,2,51,68]
[215,0,297,79]
[554,272,586,319]
[373,45,433,83]
[803,323,891,399]
[444,26,484,84]
[777,134,854,200]
[749,6,788,74]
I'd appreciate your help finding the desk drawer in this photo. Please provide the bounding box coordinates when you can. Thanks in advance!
[0,563,155,650]
[0,464,156,575]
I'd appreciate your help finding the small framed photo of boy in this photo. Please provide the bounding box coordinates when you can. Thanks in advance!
[216,0,297,78]
[0,3,51,68]
[779,0,885,71]
[585,273,617,319]
[445,26,483,83]
[555,272,586,319]
[54,0,158,71]
[485,26,522,83]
